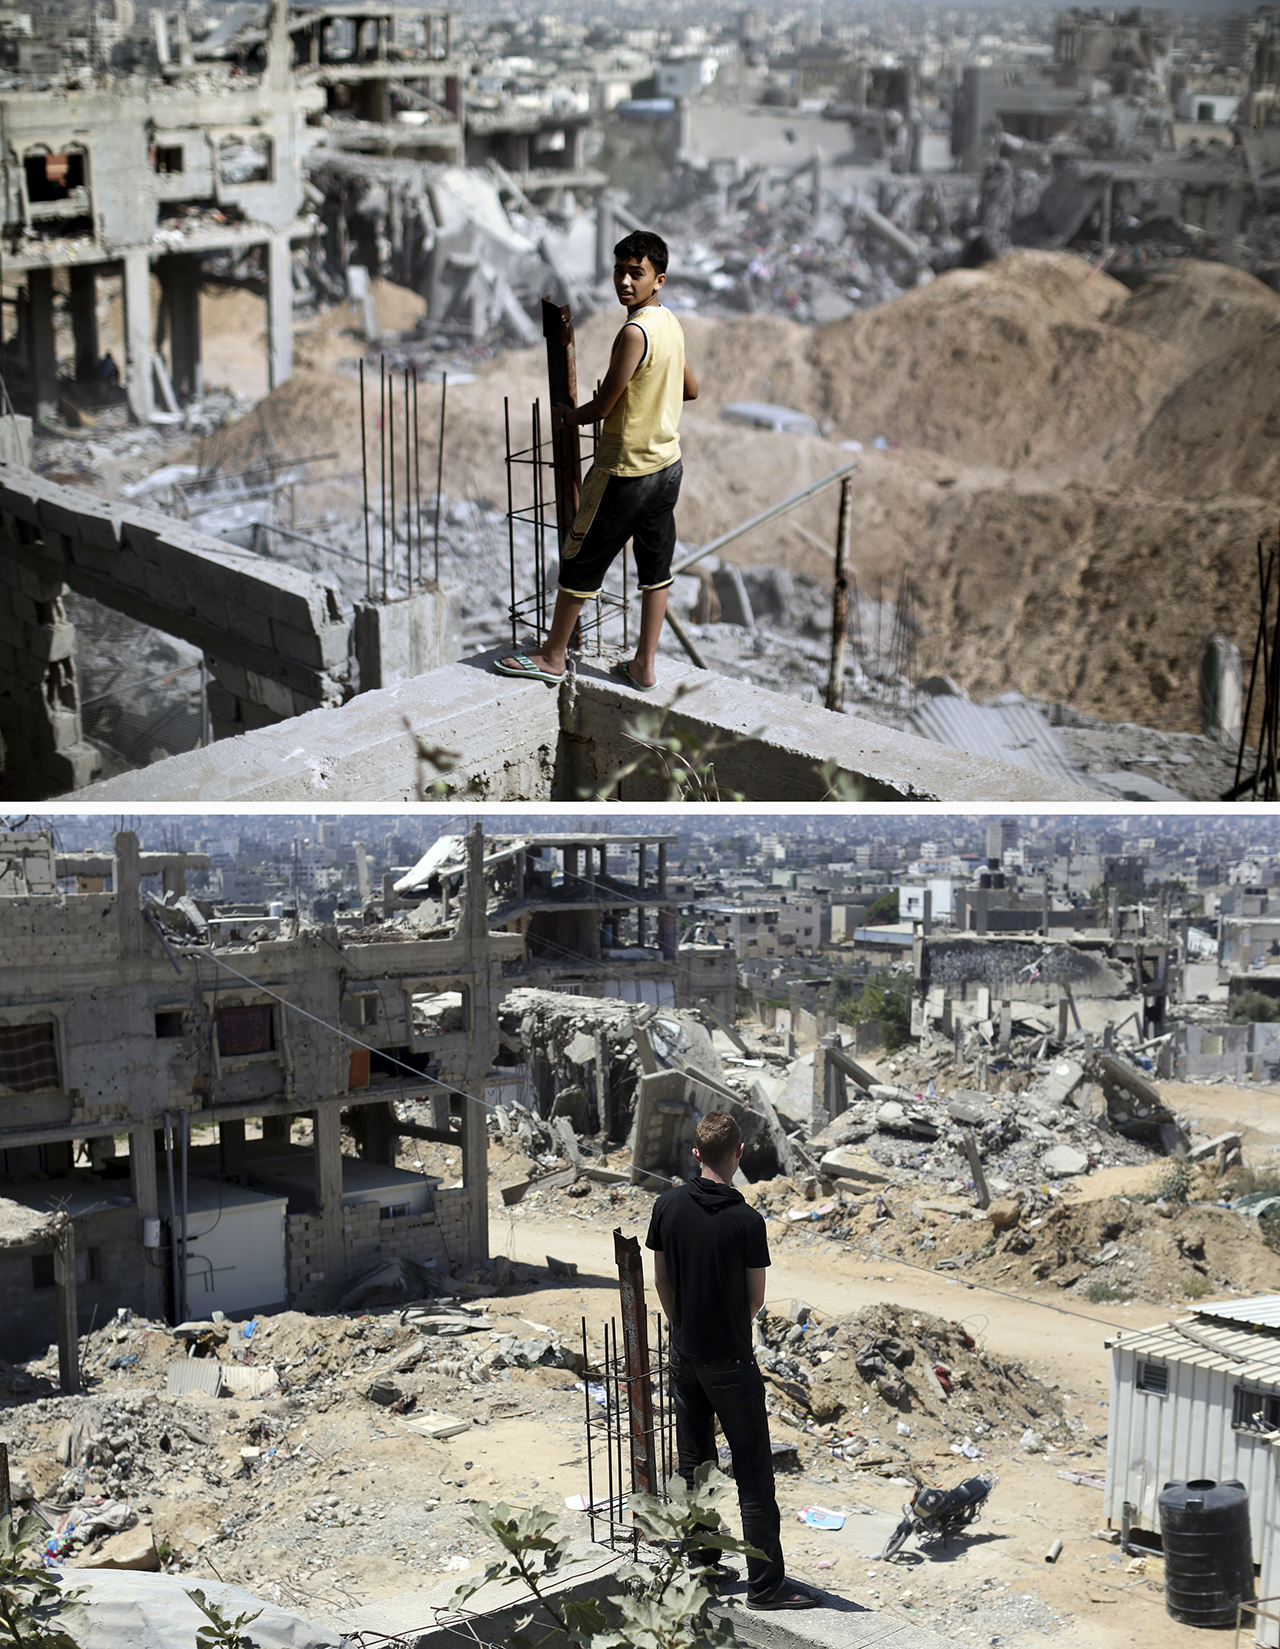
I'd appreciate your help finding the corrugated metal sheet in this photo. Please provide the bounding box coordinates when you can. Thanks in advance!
[908,696,1087,787]
[1193,1295,1280,1330]
[166,1358,222,1397]
[1108,1314,1280,1379]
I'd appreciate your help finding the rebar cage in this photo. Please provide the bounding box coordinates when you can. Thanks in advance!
[505,398,632,657]
[579,1313,676,1556]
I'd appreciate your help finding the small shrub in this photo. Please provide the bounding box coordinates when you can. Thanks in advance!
[1181,1274,1213,1299]
[0,1511,89,1649]
[1085,1281,1130,1304]
[1153,1157,1194,1204]
[1220,1164,1280,1201]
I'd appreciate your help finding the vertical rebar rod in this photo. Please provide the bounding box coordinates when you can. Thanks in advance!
[359,359,371,600]
[388,368,397,587]
[1236,541,1270,798]
[1270,543,1280,799]
[505,397,518,650]
[582,1317,595,1545]
[413,364,423,587]
[404,365,412,591]
[532,399,545,633]
[379,354,388,601]
[604,1318,616,1547]
[1252,546,1276,799]
[825,475,854,712]
[434,371,447,583]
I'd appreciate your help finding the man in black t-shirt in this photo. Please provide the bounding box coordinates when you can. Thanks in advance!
[645,1112,819,1611]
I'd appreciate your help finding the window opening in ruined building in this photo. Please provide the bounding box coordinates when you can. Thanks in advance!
[413,990,467,1036]
[380,1202,410,1220]
[343,993,378,1028]
[154,1011,184,1038]
[24,149,86,201]
[217,134,272,186]
[1137,1360,1168,1395]
[154,145,185,174]
[1233,1385,1280,1432]
[32,1246,99,1289]
[368,1045,429,1080]
[0,1022,60,1093]
[215,1004,274,1058]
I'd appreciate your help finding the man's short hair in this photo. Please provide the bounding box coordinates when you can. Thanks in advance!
[694,1111,742,1174]
[614,230,669,276]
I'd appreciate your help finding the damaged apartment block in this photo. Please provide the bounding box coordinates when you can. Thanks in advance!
[3,0,319,426]
[0,823,519,1368]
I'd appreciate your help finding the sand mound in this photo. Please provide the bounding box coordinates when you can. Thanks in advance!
[192,370,365,477]
[804,251,1157,466]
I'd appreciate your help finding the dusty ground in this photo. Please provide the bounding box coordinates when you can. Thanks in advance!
[8,1071,1278,1649]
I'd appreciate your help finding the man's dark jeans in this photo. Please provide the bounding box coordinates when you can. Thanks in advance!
[672,1353,785,1604]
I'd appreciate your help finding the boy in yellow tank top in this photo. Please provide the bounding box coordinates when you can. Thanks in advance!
[495,231,698,689]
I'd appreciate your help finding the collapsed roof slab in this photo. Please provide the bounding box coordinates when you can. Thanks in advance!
[67,649,1102,804]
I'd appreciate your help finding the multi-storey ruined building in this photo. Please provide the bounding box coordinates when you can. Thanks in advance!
[4,1,321,424]
[0,824,518,1360]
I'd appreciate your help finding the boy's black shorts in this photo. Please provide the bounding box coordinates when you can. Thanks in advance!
[557,459,682,598]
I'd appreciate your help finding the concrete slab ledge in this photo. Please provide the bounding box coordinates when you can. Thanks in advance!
[69,648,1100,803]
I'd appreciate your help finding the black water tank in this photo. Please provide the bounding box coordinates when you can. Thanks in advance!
[1158,1478,1255,1628]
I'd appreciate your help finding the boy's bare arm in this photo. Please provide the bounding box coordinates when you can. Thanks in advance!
[746,1266,766,1319]
[683,361,698,401]
[555,326,646,427]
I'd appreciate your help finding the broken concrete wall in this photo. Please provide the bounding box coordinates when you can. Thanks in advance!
[1177,1019,1280,1082]
[0,1204,142,1362]
[920,937,1130,1005]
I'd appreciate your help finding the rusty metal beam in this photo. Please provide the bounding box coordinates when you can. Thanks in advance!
[613,1227,658,1497]
[542,297,583,548]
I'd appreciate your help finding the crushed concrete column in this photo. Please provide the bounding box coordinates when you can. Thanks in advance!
[157,253,202,404]
[68,266,99,384]
[122,247,153,423]
[313,1105,346,1297]
[28,269,57,422]
[266,234,294,390]
[128,1125,166,1321]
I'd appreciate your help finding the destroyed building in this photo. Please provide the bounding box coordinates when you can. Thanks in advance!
[3,0,320,425]
[0,824,515,1361]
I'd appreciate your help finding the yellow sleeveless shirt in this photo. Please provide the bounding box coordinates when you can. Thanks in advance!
[593,304,685,477]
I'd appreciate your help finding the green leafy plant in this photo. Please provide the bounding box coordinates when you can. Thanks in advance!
[0,1512,88,1649]
[1153,1157,1194,1204]
[1182,1273,1213,1299]
[835,966,911,1050]
[581,693,749,803]
[453,1463,755,1649]
[1085,1281,1130,1304]
[185,1588,262,1649]
[1229,990,1279,1026]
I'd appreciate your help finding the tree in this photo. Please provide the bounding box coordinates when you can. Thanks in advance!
[866,890,899,925]
[1229,990,1279,1026]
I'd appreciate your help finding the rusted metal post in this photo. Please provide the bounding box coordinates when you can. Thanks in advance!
[825,475,854,711]
[51,1216,80,1395]
[542,296,583,550]
[614,1228,658,1497]
[960,1128,990,1209]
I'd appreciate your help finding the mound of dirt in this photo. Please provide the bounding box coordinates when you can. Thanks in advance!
[959,1193,1280,1306]
[804,252,1153,468]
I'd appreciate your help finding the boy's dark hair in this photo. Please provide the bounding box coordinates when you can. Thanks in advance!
[614,230,669,276]
[694,1112,742,1175]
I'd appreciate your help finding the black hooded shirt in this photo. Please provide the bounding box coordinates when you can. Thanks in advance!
[645,1177,770,1361]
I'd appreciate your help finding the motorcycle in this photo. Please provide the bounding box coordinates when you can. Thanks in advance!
[879,1471,998,1559]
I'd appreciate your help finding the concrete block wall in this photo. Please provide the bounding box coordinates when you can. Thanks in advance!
[0,545,99,797]
[0,461,352,798]
[285,1190,478,1312]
